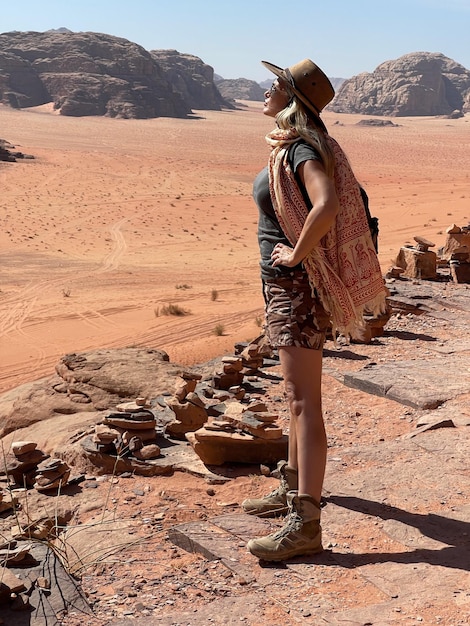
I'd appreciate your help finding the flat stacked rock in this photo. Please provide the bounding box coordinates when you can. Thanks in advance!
[165,389,208,440]
[99,397,162,459]
[186,399,287,465]
[212,355,245,390]
[34,458,71,492]
[237,339,270,373]
[449,244,470,284]
[440,223,470,261]
[395,236,437,279]
[3,441,49,487]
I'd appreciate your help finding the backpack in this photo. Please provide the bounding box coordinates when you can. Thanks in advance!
[360,187,379,252]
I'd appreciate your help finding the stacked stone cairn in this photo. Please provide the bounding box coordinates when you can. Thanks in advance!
[391,224,470,284]
[439,223,470,283]
[94,397,162,460]
[395,235,438,279]
[164,372,206,439]
[186,338,288,465]
[83,339,287,469]
[34,457,71,493]
[1,441,71,493]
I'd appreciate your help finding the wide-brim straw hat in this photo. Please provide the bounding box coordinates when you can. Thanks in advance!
[262,58,334,131]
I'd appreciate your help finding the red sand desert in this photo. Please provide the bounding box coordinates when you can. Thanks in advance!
[1,103,469,393]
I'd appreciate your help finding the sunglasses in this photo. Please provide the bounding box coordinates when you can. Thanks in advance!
[268,80,287,95]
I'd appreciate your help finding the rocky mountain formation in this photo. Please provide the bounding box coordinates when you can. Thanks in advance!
[3,31,468,119]
[216,77,266,102]
[0,30,233,118]
[150,49,230,111]
[330,51,470,116]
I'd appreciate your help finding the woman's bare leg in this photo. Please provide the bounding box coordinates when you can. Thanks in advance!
[279,345,326,503]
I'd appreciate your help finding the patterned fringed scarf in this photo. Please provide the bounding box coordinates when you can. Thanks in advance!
[267,128,387,336]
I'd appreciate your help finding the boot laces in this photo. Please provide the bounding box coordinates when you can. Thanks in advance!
[271,510,302,540]
[263,474,289,499]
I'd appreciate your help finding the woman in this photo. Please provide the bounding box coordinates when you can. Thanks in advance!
[243,59,386,562]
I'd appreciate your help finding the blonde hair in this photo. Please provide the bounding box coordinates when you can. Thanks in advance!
[275,95,335,178]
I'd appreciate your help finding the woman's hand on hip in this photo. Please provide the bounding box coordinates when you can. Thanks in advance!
[271,243,297,267]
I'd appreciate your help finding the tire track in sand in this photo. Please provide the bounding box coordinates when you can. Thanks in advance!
[97,218,128,273]
[0,219,129,390]
[0,218,129,337]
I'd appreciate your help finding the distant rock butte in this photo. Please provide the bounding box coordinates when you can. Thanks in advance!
[330,52,470,117]
[216,78,265,103]
[150,49,233,111]
[0,31,233,118]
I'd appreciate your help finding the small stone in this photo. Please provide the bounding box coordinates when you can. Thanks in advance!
[128,436,144,453]
[11,442,37,456]
[133,444,161,460]
[37,458,62,472]
[36,577,50,590]
[413,235,435,250]
[122,586,137,597]
[245,400,268,413]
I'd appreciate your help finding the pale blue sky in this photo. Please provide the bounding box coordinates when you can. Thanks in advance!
[2,0,469,81]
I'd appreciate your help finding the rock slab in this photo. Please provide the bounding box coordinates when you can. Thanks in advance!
[343,357,470,409]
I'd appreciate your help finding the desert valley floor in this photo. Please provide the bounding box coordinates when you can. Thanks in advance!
[1,102,469,393]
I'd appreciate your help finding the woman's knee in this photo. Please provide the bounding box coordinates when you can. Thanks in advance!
[284,380,303,416]
[284,379,322,418]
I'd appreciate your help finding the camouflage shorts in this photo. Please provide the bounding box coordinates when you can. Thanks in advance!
[263,271,330,351]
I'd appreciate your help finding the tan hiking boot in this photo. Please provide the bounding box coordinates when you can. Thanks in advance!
[246,491,323,561]
[241,460,298,518]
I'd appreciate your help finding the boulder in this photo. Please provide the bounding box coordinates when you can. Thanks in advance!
[186,428,288,466]
[440,229,470,261]
[0,347,194,438]
[330,52,470,116]
[395,246,437,279]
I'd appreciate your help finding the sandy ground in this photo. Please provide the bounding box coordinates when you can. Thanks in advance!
[1,102,469,393]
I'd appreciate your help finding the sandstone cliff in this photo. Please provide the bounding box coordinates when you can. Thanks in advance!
[216,78,265,102]
[0,31,231,118]
[151,49,233,110]
[330,52,470,116]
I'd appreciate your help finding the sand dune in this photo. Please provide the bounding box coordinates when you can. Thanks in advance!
[1,103,469,393]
